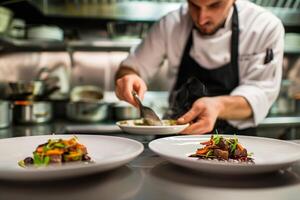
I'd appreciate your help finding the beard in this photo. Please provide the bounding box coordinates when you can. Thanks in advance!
[194,19,226,36]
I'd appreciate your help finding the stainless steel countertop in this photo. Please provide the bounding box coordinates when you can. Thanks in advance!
[0,123,300,200]
[260,116,300,127]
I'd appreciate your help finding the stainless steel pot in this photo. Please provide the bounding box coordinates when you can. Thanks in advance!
[66,101,108,122]
[13,101,53,124]
[70,85,103,102]
[0,100,12,128]
[112,103,140,121]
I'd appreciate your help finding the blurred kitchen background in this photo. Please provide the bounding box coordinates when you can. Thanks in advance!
[0,0,300,139]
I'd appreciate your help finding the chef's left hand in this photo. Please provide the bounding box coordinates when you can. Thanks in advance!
[177,97,222,135]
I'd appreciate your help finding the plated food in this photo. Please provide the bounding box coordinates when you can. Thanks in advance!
[116,119,188,135]
[0,135,143,180]
[18,136,92,168]
[189,134,254,164]
[149,135,300,174]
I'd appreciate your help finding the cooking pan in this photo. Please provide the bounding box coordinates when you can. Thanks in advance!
[0,100,12,128]
[70,85,103,102]
[8,81,44,100]
[7,78,60,101]
[66,101,108,122]
[13,100,53,124]
[66,85,107,122]
[112,102,140,121]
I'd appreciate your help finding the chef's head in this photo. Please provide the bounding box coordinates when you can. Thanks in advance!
[188,0,235,35]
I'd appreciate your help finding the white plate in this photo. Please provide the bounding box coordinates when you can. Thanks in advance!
[0,135,143,181]
[66,124,121,133]
[149,135,300,174]
[116,119,189,135]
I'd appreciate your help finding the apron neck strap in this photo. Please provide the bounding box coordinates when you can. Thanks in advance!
[185,3,240,68]
[231,3,239,71]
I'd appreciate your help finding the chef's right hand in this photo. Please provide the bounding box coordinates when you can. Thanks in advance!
[115,74,147,107]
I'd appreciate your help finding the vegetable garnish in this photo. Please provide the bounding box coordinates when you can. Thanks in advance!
[190,134,254,164]
[18,136,93,168]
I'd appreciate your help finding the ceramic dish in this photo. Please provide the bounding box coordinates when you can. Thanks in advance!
[0,135,143,180]
[149,135,300,174]
[116,119,188,135]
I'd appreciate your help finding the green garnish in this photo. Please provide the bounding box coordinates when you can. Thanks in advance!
[43,145,50,152]
[212,129,221,144]
[18,160,26,168]
[229,136,238,154]
[213,135,221,144]
[44,156,50,165]
[33,152,50,166]
[53,143,65,148]
[205,150,214,158]
[33,152,43,166]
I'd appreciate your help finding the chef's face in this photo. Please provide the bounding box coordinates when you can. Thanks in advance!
[188,0,235,35]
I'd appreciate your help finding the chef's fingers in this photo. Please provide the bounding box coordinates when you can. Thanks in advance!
[124,81,139,107]
[114,74,146,107]
[180,119,214,135]
[115,76,137,107]
[177,102,204,124]
[133,80,147,100]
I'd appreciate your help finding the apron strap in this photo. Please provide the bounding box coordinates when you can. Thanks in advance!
[231,3,239,86]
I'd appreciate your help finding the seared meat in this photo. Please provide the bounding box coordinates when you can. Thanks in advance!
[234,148,247,158]
[190,134,254,163]
[213,149,229,160]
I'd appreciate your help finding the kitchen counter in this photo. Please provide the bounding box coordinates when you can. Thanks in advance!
[0,123,300,200]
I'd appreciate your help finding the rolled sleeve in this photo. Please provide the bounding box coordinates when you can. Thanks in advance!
[229,85,270,128]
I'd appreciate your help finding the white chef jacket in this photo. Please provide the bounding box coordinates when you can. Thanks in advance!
[121,0,285,129]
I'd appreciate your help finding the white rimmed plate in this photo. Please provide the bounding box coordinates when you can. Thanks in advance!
[149,135,300,174]
[0,135,143,180]
[116,119,189,135]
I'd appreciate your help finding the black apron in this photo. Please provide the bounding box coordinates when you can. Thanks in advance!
[168,4,256,136]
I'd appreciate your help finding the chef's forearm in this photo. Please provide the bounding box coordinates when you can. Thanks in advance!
[115,66,140,82]
[214,96,253,120]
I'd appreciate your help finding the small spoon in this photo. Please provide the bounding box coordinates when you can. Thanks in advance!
[132,91,163,126]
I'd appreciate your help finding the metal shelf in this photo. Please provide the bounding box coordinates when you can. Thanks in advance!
[29,1,182,22]
[259,116,300,128]
[27,0,300,26]
[2,35,300,54]
[0,36,141,52]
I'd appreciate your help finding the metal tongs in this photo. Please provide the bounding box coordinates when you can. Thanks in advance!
[132,91,163,126]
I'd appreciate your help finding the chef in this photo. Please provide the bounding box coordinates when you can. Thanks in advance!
[114,0,284,135]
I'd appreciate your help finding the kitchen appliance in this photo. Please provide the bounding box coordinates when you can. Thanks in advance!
[0,100,12,128]
[66,85,108,122]
[66,101,108,122]
[13,101,53,124]
[70,85,103,102]
[6,80,59,101]
[36,65,69,100]
[112,102,140,121]
[8,80,44,99]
